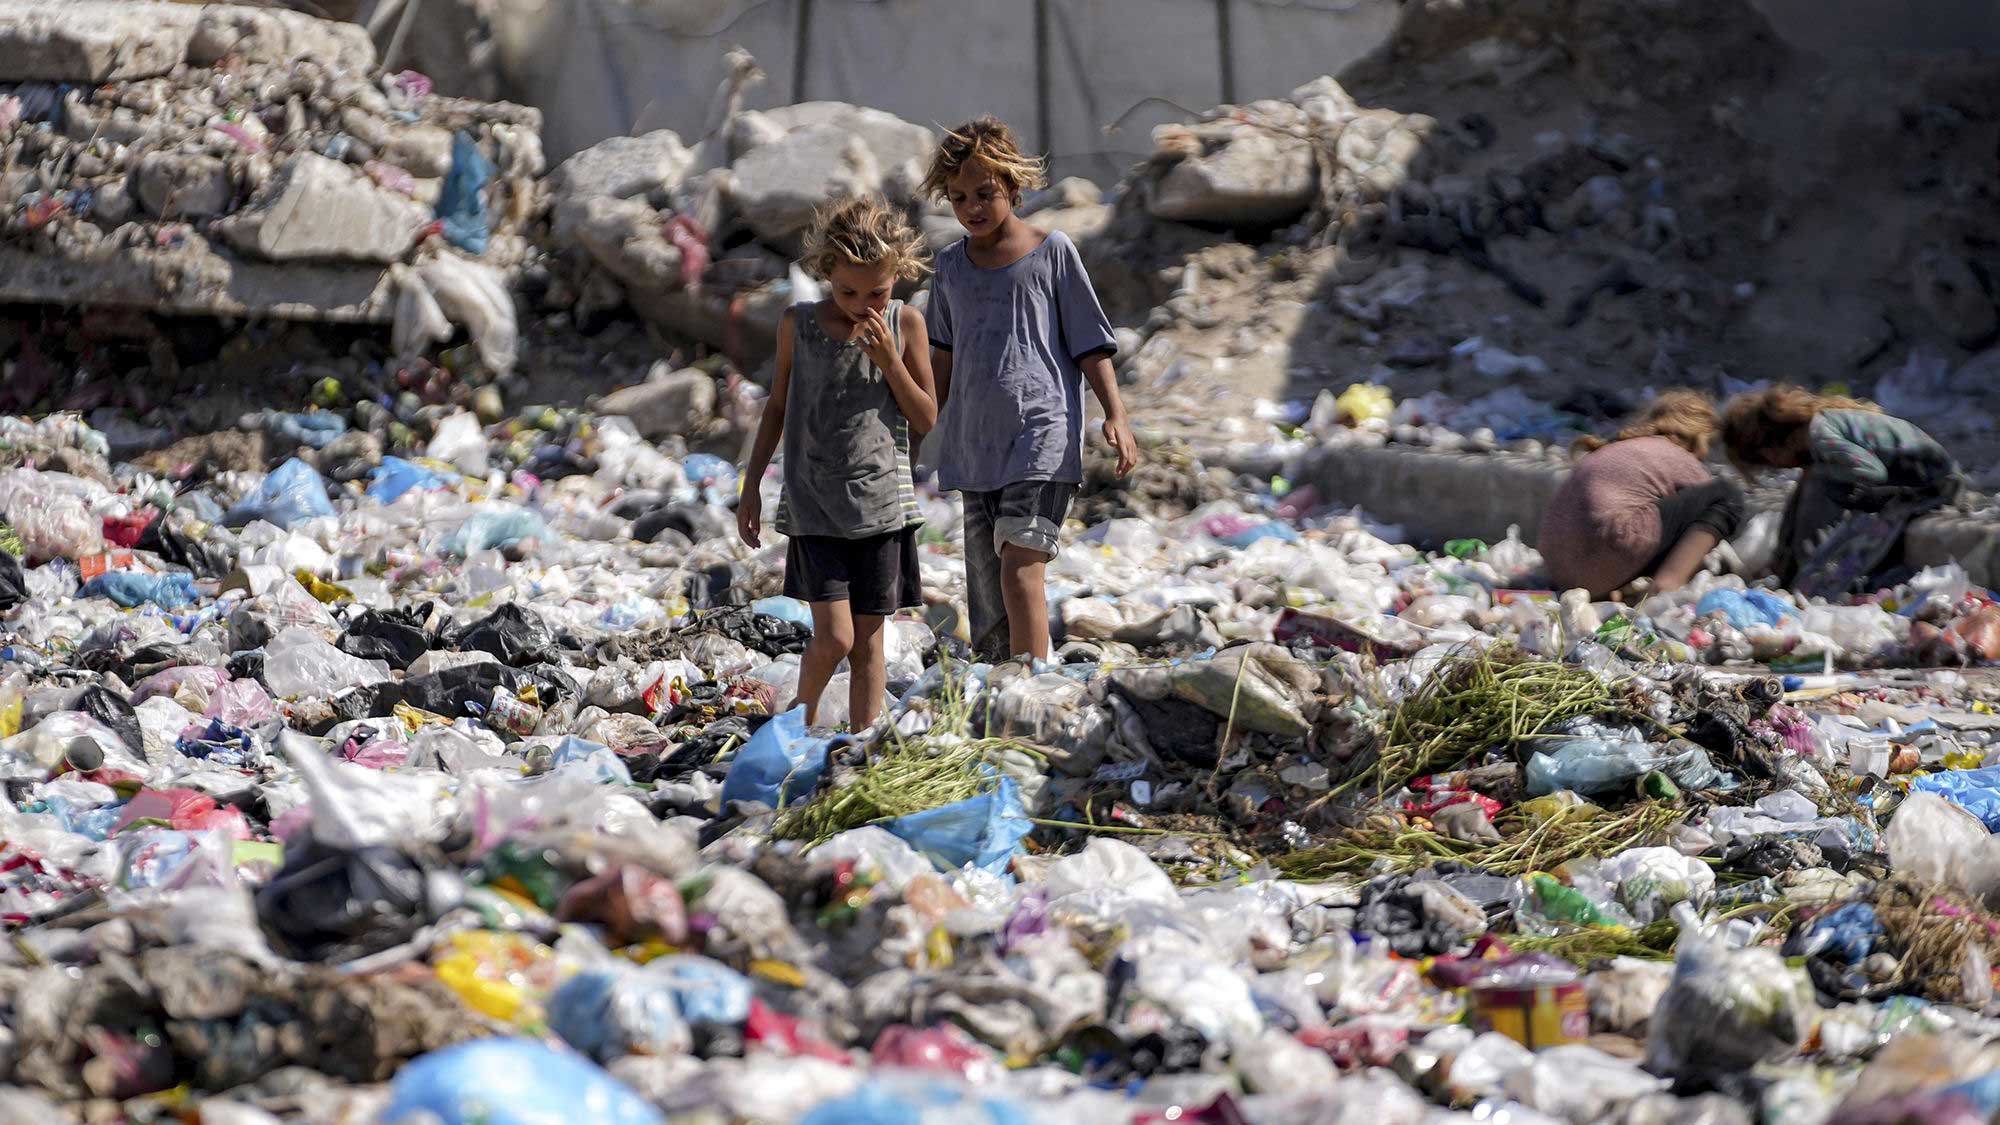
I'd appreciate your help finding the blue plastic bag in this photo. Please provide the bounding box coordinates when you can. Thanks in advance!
[1523,723,1726,797]
[81,571,198,609]
[802,1077,1033,1125]
[548,968,689,1062]
[258,411,347,450]
[383,1039,664,1125]
[440,508,553,556]
[719,706,829,808]
[1695,589,1795,630]
[885,776,1031,875]
[751,596,814,629]
[368,456,455,504]
[646,954,753,1027]
[436,130,494,254]
[223,458,334,529]
[1218,521,1300,548]
[1801,901,1881,964]
[1911,767,2000,830]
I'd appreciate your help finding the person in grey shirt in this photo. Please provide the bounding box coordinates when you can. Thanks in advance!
[922,117,1138,663]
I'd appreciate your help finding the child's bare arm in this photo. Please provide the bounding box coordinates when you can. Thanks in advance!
[889,304,938,435]
[931,346,953,415]
[1079,350,1137,475]
[737,309,794,547]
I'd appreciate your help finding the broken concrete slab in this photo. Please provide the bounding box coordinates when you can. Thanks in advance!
[0,0,199,82]
[742,101,934,199]
[186,5,377,71]
[725,124,881,245]
[135,151,235,220]
[1148,126,1317,226]
[595,364,719,440]
[548,130,698,243]
[216,153,431,264]
[0,244,398,324]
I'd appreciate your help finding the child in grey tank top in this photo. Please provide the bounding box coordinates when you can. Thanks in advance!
[737,197,938,730]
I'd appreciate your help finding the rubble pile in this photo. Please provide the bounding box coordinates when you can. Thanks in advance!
[0,0,544,387]
[0,411,1993,1123]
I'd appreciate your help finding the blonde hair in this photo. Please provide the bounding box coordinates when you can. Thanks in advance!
[1722,384,1880,474]
[921,116,1048,203]
[1572,390,1720,458]
[799,196,928,282]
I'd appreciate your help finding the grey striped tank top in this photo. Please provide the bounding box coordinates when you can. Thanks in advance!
[773,299,921,538]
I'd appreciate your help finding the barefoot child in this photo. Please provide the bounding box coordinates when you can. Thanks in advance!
[738,197,938,728]
[1539,390,1743,599]
[922,116,1138,663]
[1723,385,1962,597]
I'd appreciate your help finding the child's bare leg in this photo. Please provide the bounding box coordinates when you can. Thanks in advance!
[797,601,854,726]
[999,543,1051,661]
[847,613,888,729]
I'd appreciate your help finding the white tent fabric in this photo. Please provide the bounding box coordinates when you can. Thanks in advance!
[497,0,1401,180]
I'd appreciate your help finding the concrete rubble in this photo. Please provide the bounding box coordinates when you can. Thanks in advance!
[0,0,1997,1121]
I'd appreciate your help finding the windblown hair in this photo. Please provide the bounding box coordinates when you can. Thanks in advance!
[1572,389,1721,459]
[1722,384,1880,474]
[799,195,928,282]
[921,116,1049,202]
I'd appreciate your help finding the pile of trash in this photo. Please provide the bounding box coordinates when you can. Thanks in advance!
[2,408,2000,1123]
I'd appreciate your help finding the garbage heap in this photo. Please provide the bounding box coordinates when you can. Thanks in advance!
[4,409,2000,1123]
[0,0,543,390]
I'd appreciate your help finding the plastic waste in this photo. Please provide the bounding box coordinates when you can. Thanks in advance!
[436,130,495,254]
[383,1039,664,1125]
[719,707,831,809]
[1645,907,1819,1080]
[426,412,491,477]
[262,627,392,699]
[224,458,334,530]
[81,571,199,609]
[884,776,1031,875]
[368,456,455,504]
[1524,720,1725,797]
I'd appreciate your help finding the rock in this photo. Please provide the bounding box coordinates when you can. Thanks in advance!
[0,0,199,82]
[1554,174,1627,229]
[571,196,685,292]
[739,102,933,198]
[186,5,377,71]
[596,364,718,440]
[726,124,881,245]
[1149,130,1316,226]
[217,153,429,264]
[547,130,696,245]
[1913,250,1998,348]
[1023,177,1104,215]
[92,180,134,226]
[134,151,234,219]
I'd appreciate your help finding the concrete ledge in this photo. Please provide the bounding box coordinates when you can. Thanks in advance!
[1291,441,2000,587]
[0,244,399,324]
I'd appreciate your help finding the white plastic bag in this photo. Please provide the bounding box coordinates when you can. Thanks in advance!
[262,627,391,700]
[419,254,518,374]
[426,412,491,478]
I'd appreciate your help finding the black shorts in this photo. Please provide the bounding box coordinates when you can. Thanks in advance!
[783,526,923,616]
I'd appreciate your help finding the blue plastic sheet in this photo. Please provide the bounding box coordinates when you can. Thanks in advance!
[885,776,1032,875]
[81,571,198,609]
[383,1039,664,1125]
[720,707,829,808]
[548,969,687,1062]
[223,458,334,529]
[1217,521,1300,548]
[802,1077,1033,1125]
[1695,589,1796,630]
[367,456,455,504]
[437,130,494,254]
[1911,766,2000,831]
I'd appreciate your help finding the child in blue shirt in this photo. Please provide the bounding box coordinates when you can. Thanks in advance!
[922,117,1137,662]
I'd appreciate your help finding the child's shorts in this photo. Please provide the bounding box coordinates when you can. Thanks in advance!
[783,526,923,616]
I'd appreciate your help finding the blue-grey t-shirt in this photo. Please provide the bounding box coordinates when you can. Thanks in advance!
[927,229,1117,493]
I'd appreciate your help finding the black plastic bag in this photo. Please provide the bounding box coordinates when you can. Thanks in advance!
[0,548,25,611]
[77,683,144,754]
[633,503,729,545]
[255,837,457,962]
[453,604,557,666]
[369,661,522,718]
[337,610,431,669]
[136,515,231,579]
